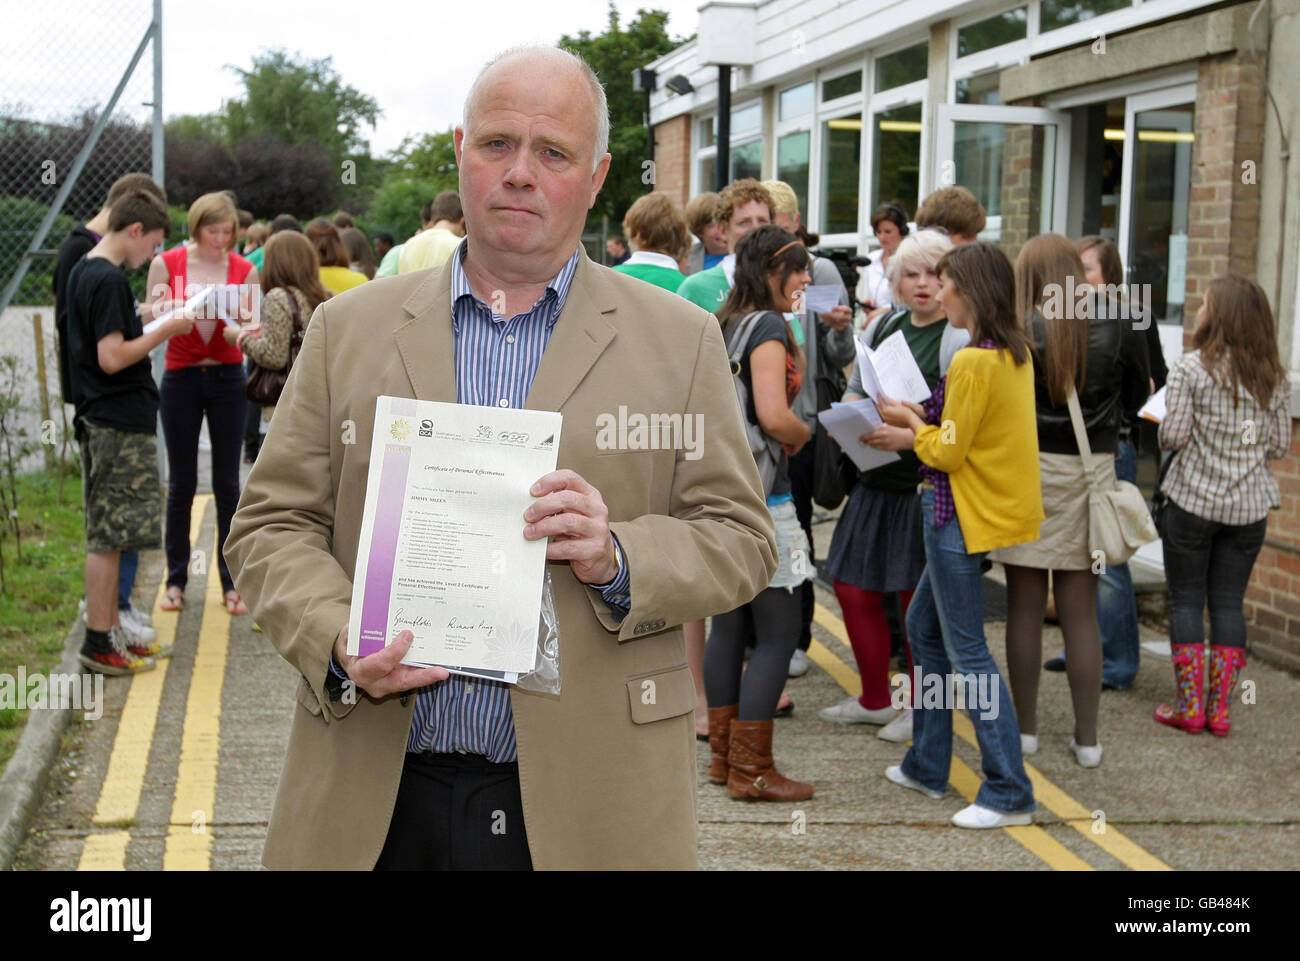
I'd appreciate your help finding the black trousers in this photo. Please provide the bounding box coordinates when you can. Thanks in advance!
[374,751,533,871]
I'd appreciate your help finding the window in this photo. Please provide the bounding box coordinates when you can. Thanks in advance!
[699,117,716,149]
[1040,0,1129,33]
[823,70,862,102]
[957,8,1028,57]
[955,72,1001,105]
[871,103,923,216]
[731,102,761,138]
[780,82,814,121]
[821,114,862,234]
[777,131,811,217]
[874,42,928,92]
[732,140,762,182]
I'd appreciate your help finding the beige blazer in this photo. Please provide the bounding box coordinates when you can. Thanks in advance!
[224,250,777,869]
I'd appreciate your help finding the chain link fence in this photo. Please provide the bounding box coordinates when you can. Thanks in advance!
[0,0,159,469]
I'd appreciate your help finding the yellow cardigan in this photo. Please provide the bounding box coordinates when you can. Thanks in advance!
[914,346,1044,554]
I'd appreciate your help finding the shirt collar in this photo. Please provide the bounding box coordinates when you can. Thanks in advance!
[721,254,736,287]
[624,250,679,270]
[451,240,582,327]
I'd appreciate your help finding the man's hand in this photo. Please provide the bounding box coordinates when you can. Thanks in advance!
[332,625,449,699]
[862,424,915,451]
[820,304,853,332]
[878,397,926,432]
[524,469,619,584]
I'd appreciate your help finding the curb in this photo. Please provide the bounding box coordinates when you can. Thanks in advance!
[0,619,84,870]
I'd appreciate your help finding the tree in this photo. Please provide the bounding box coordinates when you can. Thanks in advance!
[225,50,380,168]
[365,131,459,243]
[558,4,685,233]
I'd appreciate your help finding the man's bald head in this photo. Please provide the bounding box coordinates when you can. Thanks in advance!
[463,45,609,172]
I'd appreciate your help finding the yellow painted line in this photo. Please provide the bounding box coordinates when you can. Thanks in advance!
[77,831,130,870]
[810,609,1098,871]
[164,498,227,871]
[952,710,1171,871]
[78,497,212,871]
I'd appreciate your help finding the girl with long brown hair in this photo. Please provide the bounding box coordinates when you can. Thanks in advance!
[705,224,815,802]
[223,231,331,456]
[993,233,1150,769]
[877,241,1041,827]
[1154,275,1290,736]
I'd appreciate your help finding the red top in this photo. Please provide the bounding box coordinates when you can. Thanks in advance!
[160,245,255,370]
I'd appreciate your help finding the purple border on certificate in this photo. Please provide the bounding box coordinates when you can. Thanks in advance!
[357,443,412,656]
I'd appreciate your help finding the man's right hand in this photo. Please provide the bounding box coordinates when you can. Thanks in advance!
[332,625,450,699]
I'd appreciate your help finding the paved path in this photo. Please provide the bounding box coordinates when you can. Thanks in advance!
[13,499,1300,870]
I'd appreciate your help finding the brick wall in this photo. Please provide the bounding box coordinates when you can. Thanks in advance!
[651,115,692,208]
[1189,50,1299,671]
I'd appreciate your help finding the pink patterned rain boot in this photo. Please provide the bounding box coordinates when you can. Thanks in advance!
[1205,646,1247,737]
[1153,643,1206,733]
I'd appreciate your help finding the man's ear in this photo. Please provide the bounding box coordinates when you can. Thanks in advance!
[588,152,612,208]
[453,126,465,166]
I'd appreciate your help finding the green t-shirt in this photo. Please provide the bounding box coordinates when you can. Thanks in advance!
[375,244,403,278]
[614,262,686,292]
[247,245,265,271]
[675,264,731,312]
[858,310,948,492]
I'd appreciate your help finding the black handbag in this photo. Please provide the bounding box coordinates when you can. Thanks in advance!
[244,290,304,406]
[811,322,856,510]
[1149,450,1178,538]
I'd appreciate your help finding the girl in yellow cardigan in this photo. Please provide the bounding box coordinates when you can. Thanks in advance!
[877,241,1044,828]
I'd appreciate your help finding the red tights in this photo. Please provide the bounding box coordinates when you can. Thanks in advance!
[832,581,914,710]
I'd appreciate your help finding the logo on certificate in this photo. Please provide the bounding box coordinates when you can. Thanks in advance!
[390,418,413,442]
[419,419,433,437]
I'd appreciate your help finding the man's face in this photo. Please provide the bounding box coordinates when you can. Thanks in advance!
[701,221,728,256]
[455,56,611,269]
[727,200,770,251]
[606,238,625,258]
[127,226,165,269]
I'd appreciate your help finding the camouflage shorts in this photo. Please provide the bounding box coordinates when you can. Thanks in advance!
[79,423,162,553]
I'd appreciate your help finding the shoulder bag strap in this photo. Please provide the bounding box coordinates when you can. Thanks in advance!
[727,311,764,366]
[1066,386,1101,490]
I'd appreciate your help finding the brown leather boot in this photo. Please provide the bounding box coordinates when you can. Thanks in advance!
[707,705,739,784]
[726,719,814,801]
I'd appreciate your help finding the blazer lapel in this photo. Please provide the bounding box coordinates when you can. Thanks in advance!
[393,263,457,403]
[525,252,617,412]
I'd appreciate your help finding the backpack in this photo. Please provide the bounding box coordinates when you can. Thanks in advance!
[725,311,784,496]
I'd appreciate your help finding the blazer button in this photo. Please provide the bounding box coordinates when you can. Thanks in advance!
[400,693,410,706]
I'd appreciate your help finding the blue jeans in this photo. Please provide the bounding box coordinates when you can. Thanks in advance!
[1096,439,1140,688]
[901,488,1035,814]
[118,550,138,610]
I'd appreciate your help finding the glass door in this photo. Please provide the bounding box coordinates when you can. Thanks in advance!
[1117,85,1195,348]
[935,103,1072,253]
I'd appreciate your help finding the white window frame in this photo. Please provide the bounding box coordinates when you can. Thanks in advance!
[692,99,764,195]
[871,35,931,98]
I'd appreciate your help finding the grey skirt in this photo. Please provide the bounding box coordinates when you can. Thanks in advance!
[990,451,1115,571]
[824,484,925,593]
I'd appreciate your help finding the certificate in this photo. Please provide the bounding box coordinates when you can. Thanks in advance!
[347,396,563,681]
[854,330,932,404]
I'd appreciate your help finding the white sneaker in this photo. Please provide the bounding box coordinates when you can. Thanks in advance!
[788,649,811,677]
[818,696,897,725]
[119,606,158,643]
[885,764,945,800]
[878,707,913,742]
[952,802,1032,829]
[125,603,152,627]
[1020,733,1038,755]
[1069,738,1103,768]
[81,598,154,629]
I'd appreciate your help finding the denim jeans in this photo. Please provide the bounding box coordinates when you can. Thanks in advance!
[1163,500,1266,650]
[1095,439,1140,687]
[118,550,138,610]
[160,364,247,594]
[901,488,1035,814]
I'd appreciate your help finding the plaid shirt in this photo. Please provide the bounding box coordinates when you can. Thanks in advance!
[918,339,998,527]
[1160,350,1291,526]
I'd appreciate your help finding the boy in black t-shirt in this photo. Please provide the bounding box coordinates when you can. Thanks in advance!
[66,191,193,674]
[53,172,169,650]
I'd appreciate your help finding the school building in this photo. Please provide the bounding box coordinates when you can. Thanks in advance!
[642,0,1300,669]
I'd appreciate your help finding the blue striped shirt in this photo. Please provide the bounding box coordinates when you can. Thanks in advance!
[395,241,629,761]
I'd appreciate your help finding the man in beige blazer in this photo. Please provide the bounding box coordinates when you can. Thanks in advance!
[224,45,776,869]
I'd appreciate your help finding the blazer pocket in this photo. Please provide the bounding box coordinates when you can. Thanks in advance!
[625,665,695,724]
[295,674,324,717]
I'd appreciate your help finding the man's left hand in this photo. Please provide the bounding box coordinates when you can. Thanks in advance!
[819,304,853,331]
[524,469,619,584]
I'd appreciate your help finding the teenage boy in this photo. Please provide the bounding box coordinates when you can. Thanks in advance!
[54,172,168,649]
[66,190,193,674]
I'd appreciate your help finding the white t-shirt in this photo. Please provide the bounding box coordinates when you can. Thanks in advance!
[859,250,894,312]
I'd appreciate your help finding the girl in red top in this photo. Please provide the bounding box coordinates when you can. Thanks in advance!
[146,191,258,614]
